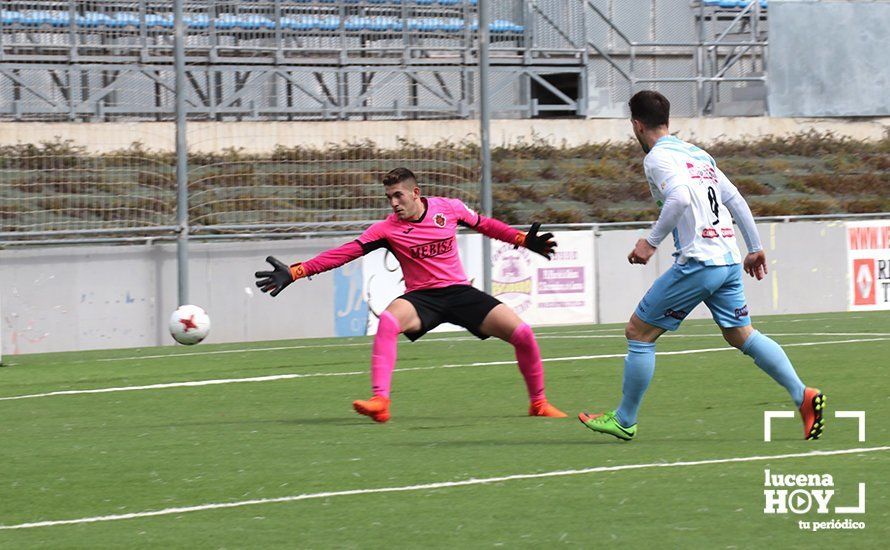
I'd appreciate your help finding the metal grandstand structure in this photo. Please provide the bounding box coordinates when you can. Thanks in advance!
[0,0,768,121]
[0,0,587,120]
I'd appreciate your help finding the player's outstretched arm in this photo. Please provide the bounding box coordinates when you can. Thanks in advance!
[254,240,364,297]
[469,215,557,259]
[255,256,305,297]
[452,199,556,259]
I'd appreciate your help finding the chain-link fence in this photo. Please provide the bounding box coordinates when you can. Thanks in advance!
[184,127,480,234]
[1,1,493,244]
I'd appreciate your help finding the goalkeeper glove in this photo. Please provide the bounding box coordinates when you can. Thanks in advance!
[255,256,306,297]
[519,222,557,259]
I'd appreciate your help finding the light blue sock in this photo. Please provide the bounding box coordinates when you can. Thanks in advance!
[741,330,806,407]
[615,340,656,427]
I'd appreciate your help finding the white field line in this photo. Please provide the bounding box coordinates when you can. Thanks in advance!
[537,332,890,340]
[1,445,887,531]
[2,337,888,402]
[26,331,890,366]
[28,330,626,367]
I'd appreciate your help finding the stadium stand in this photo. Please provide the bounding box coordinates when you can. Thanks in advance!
[0,1,770,121]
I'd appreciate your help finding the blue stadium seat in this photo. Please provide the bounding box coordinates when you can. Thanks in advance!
[77,13,101,28]
[144,13,174,29]
[214,14,239,30]
[318,16,340,31]
[0,9,522,34]
[110,13,142,28]
[439,18,464,32]
[703,0,767,8]
[0,10,21,25]
[184,14,211,30]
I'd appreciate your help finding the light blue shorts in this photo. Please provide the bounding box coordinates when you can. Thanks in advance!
[635,260,751,331]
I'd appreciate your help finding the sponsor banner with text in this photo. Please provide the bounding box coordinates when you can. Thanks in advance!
[490,230,595,326]
[846,220,890,310]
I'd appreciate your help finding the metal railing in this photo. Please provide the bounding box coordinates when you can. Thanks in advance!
[5,213,889,248]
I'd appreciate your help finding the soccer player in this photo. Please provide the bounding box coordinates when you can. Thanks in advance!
[579,91,825,441]
[256,167,567,423]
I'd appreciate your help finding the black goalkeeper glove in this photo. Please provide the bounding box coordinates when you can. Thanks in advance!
[255,256,305,297]
[522,222,557,259]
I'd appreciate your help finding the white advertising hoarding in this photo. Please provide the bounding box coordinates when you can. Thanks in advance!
[490,230,595,325]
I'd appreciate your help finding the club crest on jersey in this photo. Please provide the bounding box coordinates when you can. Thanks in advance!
[434,213,447,227]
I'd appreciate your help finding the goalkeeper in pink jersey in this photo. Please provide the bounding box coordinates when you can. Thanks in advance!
[255,167,567,423]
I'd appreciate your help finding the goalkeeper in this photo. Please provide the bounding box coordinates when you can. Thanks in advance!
[255,167,567,423]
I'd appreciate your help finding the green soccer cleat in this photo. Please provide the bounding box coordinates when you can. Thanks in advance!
[578,410,636,441]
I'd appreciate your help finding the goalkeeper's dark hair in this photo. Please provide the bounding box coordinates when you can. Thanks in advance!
[382,167,417,187]
[629,90,670,129]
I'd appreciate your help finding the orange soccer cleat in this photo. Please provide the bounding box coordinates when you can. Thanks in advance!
[353,395,391,423]
[799,387,826,440]
[529,399,568,418]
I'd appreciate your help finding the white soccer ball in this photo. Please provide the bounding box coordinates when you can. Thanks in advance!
[169,304,211,345]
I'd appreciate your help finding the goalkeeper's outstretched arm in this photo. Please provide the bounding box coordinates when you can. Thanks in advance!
[255,240,364,297]
[450,198,555,259]
[458,206,557,259]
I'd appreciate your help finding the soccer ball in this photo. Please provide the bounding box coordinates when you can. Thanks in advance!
[169,304,211,345]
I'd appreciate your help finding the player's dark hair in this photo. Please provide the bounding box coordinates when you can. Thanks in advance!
[628,90,670,129]
[382,167,417,187]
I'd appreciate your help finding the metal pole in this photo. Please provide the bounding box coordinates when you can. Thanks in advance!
[174,0,189,305]
[479,0,493,294]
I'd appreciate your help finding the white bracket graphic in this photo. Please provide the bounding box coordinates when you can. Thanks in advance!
[764,410,866,442]
[763,411,794,442]
[835,483,866,514]
[834,411,866,442]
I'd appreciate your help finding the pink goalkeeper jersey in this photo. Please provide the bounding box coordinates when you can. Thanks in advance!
[298,196,523,290]
[357,197,479,292]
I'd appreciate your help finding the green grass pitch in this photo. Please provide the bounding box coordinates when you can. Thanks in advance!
[0,311,888,547]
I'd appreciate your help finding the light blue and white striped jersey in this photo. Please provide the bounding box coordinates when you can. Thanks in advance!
[644,135,742,266]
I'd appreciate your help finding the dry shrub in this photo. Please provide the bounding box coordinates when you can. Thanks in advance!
[719,158,760,175]
[538,161,559,180]
[581,160,625,180]
[493,183,543,203]
[734,177,772,196]
[491,162,521,183]
[822,154,866,173]
[844,198,890,213]
[793,173,889,196]
[748,198,836,216]
[707,130,868,157]
[567,180,612,204]
[568,180,650,204]
[540,207,585,224]
[862,154,890,171]
[493,203,521,225]
[764,159,792,173]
